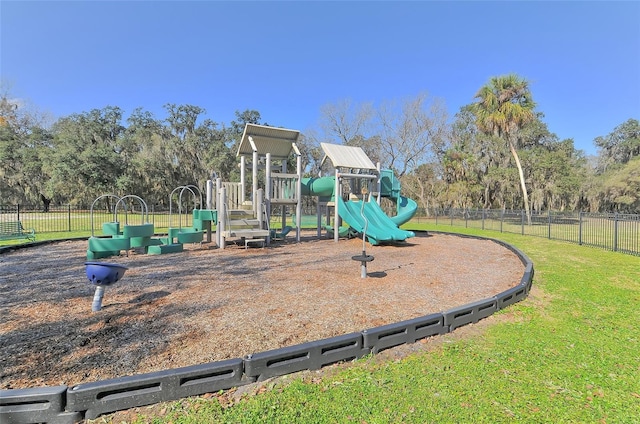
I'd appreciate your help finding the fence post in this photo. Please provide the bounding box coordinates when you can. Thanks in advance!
[68,204,72,232]
[578,211,583,245]
[17,204,20,221]
[521,210,524,235]
[614,212,619,252]
[548,210,552,239]
[481,209,485,230]
[500,210,504,233]
[465,209,468,228]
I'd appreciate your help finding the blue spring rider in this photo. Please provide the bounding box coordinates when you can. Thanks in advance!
[85,262,128,312]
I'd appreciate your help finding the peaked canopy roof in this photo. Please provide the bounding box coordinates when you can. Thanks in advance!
[320,142,378,171]
[237,123,301,160]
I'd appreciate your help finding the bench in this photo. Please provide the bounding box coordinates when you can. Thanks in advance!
[0,221,36,242]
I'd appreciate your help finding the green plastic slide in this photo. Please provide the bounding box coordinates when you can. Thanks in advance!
[389,195,418,226]
[338,197,414,245]
[300,175,417,244]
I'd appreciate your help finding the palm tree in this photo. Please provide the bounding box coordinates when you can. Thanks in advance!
[473,74,536,223]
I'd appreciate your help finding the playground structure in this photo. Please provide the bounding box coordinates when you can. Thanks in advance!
[87,194,155,259]
[85,123,418,257]
[155,185,214,253]
[86,189,216,259]
[211,124,418,249]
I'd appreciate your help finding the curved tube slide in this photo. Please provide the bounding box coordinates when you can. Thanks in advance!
[390,196,418,227]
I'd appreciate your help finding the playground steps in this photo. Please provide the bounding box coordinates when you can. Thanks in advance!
[86,249,120,260]
[224,210,262,230]
[147,243,184,255]
[228,218,262,228]
[167,227,204,244]
[130,237,163,249]
[269,198,298,205]
[222,229,270,238]
[88,236,131,252]
[220,209,269,245]
[228,209,254,218]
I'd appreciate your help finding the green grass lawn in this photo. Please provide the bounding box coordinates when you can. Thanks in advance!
[79,224,639,423]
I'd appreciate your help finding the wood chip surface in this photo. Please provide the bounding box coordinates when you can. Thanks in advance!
[0,231,524,390]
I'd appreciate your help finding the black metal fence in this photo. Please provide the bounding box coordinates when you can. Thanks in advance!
[412,208,640,256]
[0,203,321,237]
[0,204,190,236]
[2,204,639,256]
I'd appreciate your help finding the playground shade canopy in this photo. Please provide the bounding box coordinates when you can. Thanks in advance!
[237,124,301,159]
[320,143,377,171]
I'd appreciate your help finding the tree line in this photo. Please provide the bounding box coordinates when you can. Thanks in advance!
[1,75,638,213]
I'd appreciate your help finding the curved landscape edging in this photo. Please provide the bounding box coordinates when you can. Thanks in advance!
[0,231,534,423]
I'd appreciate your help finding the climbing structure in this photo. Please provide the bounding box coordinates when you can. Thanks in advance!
[213,124,303,249]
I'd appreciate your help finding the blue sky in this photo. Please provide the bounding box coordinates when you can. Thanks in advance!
[2,1,639,156]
